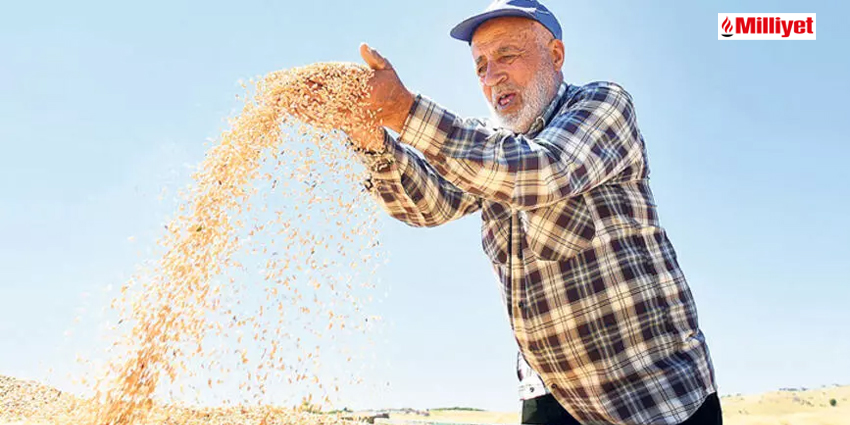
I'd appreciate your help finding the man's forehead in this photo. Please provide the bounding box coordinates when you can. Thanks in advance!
[471,17,541,55]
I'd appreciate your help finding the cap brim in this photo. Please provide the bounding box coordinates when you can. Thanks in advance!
[449,9,537,43]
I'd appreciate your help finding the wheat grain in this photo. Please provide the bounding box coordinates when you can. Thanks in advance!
[1,62,387,425]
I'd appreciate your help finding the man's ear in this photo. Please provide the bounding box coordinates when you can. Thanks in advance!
[549,39,565,69]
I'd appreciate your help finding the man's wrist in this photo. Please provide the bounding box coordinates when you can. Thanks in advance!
[348,129,398,174]
[386,90,417,134]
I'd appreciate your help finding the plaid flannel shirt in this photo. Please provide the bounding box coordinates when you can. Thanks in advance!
[354,81,718,425]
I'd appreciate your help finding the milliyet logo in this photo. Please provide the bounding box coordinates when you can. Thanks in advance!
[718,13,816,40]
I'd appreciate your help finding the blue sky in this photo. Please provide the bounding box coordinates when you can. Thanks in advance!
[1,0,849,413]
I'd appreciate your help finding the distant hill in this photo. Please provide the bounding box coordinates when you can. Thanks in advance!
[430,407,486,412]
[389,385,850,425]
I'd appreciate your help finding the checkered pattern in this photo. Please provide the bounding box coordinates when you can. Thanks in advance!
[355,81,717,424]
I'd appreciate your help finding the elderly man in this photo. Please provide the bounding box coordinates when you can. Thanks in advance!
[298,1,722,423]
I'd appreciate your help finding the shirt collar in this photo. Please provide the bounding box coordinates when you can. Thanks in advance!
[526,81,568,135]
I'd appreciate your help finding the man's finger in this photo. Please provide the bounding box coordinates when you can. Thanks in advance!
[360,43,391,71]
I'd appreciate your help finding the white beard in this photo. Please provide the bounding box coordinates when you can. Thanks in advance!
[488,70,559,134]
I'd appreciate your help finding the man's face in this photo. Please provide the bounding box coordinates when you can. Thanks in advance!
[471,17,564,133]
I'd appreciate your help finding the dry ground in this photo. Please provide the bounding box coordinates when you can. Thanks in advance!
[3,375,849,424]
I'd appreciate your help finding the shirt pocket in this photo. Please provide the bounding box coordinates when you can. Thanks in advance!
[522,195,596,262]
[481,201,511,265]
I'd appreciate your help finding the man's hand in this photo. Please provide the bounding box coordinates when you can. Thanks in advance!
[281,44,414,151]
[359,43,415,134]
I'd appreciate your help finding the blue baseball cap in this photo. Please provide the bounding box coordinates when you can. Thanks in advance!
[450,0,562,43]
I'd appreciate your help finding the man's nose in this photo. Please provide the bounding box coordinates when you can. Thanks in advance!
[482,63,507,87]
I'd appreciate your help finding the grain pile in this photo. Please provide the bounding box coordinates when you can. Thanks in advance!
[1,62,389,425]
[0,375,79,421]
[0,375,353,425]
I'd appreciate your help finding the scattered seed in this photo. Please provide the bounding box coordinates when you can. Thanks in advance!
[1,62,387,425]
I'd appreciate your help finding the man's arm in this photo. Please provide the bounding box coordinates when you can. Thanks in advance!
[398,82,643,211]
[349,130,482,228]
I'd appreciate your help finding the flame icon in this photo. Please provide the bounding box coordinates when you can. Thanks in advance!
[721,17,734,37]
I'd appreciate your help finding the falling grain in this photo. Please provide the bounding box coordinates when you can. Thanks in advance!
[1,62,387,425]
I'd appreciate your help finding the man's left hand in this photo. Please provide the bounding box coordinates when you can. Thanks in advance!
[282,44,414,151]
[359,43,415,134]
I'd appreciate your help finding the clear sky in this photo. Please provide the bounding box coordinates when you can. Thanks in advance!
[1,0,849,414]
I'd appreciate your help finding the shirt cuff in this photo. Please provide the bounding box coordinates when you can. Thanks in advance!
[348,129,405,183]
[398,94,455,156]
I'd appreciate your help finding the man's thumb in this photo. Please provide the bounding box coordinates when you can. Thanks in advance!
[360,43,390,70]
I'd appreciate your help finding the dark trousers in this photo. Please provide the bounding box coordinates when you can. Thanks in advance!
[521,392,722,425]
